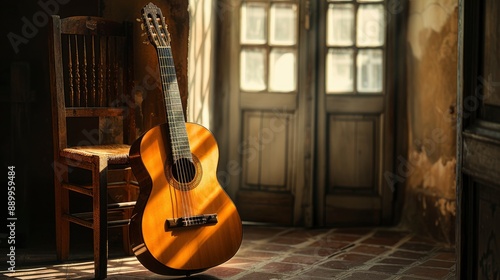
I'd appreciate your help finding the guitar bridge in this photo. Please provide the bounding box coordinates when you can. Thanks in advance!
[165,214,218,230]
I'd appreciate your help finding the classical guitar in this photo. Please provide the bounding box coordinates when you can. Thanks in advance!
[128,3,242,276]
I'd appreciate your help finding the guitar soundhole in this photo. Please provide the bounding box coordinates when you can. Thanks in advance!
[171,158,197,184]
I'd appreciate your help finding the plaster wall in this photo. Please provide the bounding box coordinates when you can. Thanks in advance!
[403,0,458,243]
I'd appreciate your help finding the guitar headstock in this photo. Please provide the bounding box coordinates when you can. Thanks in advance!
[141,2,170,49]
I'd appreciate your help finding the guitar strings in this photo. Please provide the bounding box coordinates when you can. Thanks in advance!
[160,46,187,220]
[159,45,196,224]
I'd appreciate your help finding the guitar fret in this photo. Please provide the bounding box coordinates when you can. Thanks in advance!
[171,133,189,141]
[156,45,192,158]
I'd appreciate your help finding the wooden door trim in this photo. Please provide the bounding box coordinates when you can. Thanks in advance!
[456,0,491,278]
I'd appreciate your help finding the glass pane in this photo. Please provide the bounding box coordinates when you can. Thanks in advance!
[241,3,267,44]
[327,4,354,46]
[269,49,296,92]
[357,49,383,93]
[357,0,382,2]
[357,4,385,47]
[326,49,354,93]
[241,48,266,91]
[270,4,297,46]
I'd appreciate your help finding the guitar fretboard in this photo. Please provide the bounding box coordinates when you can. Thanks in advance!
[157,46,192,161]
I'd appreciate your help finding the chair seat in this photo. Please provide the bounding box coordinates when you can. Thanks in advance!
[62,144,131,165]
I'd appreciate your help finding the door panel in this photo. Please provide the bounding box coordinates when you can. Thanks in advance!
[241,111,294,190]
[328,115,377,190]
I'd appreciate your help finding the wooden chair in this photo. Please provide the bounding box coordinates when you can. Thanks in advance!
[48,15,138,279]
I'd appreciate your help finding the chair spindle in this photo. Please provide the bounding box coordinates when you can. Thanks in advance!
[74,35,80,107]
[82,36,88,106]
[68,36,74,107]
[91,36,96,107]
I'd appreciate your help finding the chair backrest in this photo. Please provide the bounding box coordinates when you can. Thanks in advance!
[48,15,136,152]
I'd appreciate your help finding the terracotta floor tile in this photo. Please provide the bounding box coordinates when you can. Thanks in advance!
[409,235,437,244]
[373,229,410,239]
[236,250,279,260]
[404,266,452,278]
[205,266,246,278]
[334,228,375,235]
[398,276,433,280]
[280,228,331,239]
[390,250,428,260]
[222,257,259,269]
[342,272,393,280]
[398,242,436,252]
[236,271,281,280]
[378,257,416,265]
[420,259,455,269]
[268,236,310,246]
[293,246,340,257]
[252,243,292,252]
[369,264,405,274]
[349,244,390,255]
[362,236,402,246]
[334,253,375,263]
[258,261,306,275]
[281,255,324,265]
[300,267,344,278]
[325,233,364,242]
[320,260,364,270]
[311,239,351,250]
[432,252,456,261]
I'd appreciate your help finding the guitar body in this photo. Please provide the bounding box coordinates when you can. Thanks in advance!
[129,122,243,276]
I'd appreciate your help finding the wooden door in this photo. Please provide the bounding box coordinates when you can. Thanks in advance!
[218,0,311,226]
[216,0,398,226]
[315,0,397,226]
[457,0,500,278]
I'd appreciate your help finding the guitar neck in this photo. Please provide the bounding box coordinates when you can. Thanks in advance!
[157,46,191,161]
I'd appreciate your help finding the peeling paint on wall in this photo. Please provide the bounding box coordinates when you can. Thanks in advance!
[403,0,458,244]
[408,151,456,198]
[407,0,458,59]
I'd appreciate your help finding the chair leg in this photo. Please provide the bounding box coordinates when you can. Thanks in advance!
[122,168,133,255]
[93,156,108,279]
[122,217,132,255]
[54,161,70,261]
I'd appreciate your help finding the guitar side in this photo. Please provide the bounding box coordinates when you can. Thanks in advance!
[129,122,243,276]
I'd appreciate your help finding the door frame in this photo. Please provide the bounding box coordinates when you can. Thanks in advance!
[457,0,500,278]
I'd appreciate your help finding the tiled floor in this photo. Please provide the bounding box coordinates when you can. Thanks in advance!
[1,225,455,279]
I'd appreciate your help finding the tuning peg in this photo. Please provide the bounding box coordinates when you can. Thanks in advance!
[136,18,142,22]
[142,39,150,45]
[140,23,145,31]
